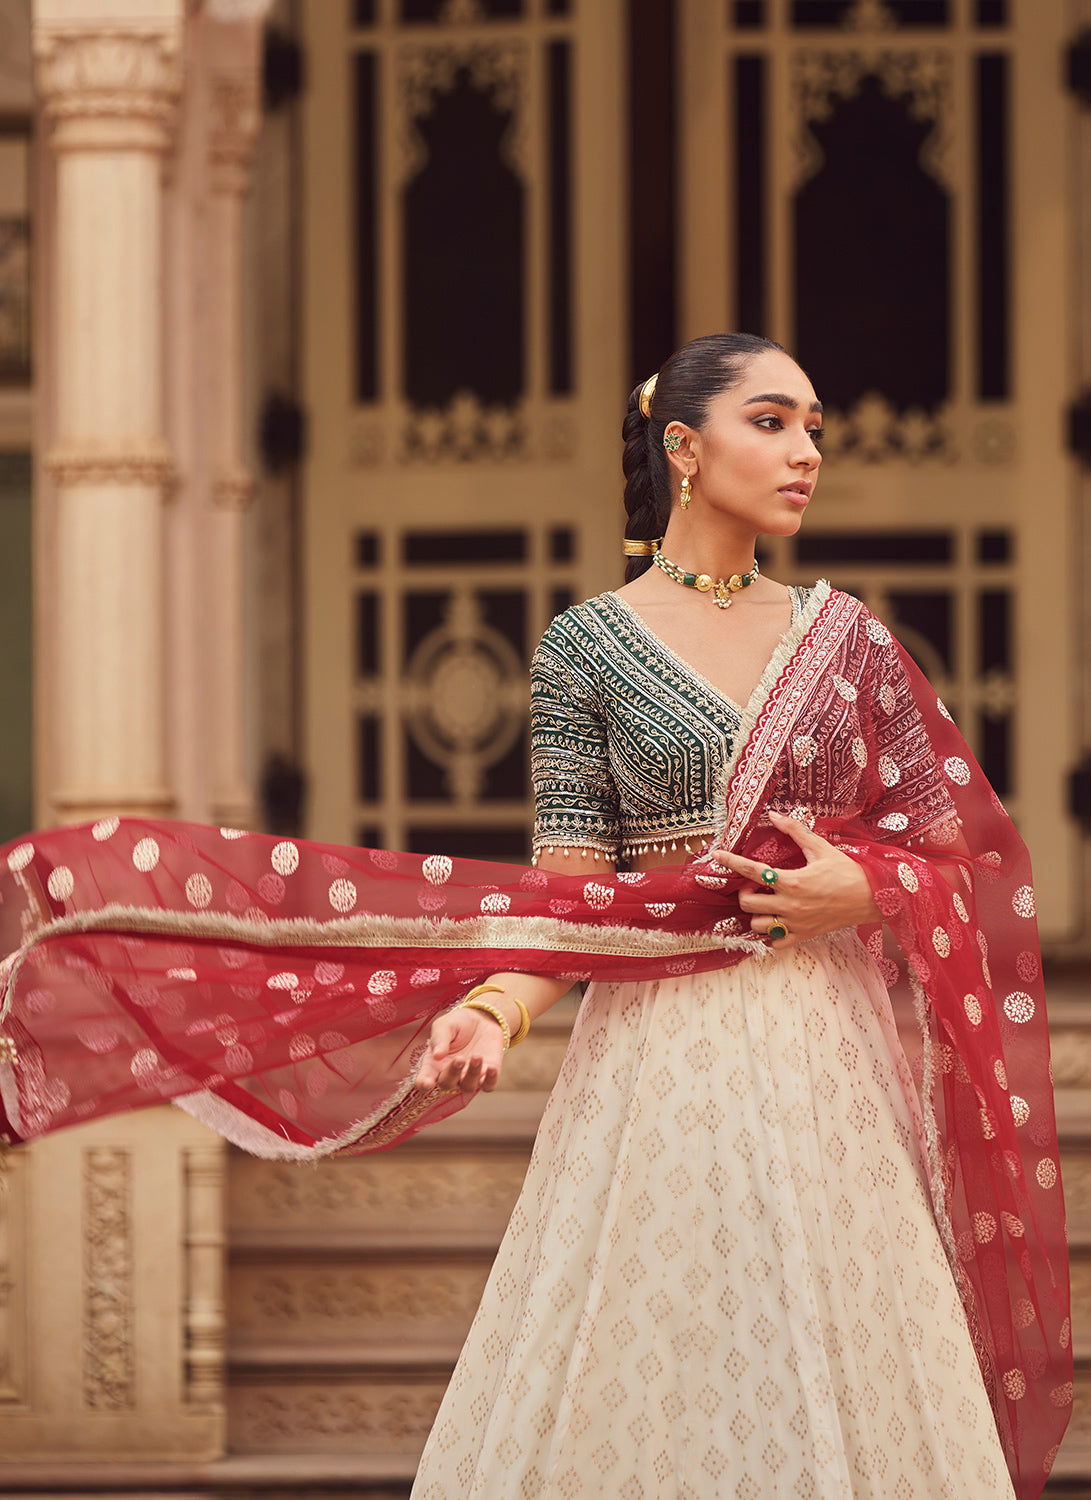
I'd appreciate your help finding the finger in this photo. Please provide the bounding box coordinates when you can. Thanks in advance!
[737,891,789,914]
[414,1054,459,1093]
[459,1056,485,1092]
[751,913,800,950]
[712,849,785,887]
[767,809,832,861]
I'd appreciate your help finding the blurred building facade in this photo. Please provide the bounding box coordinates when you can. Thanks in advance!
[2,0,1091,1491]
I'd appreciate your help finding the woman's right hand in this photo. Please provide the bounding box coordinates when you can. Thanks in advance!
[413,1007,507,1095]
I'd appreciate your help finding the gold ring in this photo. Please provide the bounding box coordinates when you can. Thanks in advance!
[768,918,789,940]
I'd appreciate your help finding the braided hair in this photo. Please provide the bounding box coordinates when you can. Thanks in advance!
[622,332,786,580]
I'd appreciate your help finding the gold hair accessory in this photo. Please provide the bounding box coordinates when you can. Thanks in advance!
[639,373,658,419]
[622,538,661,556]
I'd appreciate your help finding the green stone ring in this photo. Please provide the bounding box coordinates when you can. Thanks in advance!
[769,920,788,940]
[760,867,779,886]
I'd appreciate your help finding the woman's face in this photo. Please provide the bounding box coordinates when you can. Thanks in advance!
[678,348,824,537]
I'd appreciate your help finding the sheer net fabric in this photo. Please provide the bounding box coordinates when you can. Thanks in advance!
[0,587,1070,1496]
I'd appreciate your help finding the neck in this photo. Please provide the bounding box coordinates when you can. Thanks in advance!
[658,519,758,582]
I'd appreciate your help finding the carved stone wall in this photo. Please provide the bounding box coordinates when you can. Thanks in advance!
[0,1109,226,1459]
[0,0,270,1467]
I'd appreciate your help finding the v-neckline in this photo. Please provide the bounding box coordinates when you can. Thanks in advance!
[605,587,803,720]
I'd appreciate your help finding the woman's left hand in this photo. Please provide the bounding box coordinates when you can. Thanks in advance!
[711,809,880,949]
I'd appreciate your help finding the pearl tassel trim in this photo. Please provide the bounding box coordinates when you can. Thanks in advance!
[532,835,712,866]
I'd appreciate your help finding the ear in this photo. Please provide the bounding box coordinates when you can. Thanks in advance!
[662,424,698,480]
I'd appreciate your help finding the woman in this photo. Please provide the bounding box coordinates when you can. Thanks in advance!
[410,336,1068,1497]
[0,337,1070,1497]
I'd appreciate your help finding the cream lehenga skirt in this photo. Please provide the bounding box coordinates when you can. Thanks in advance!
[411,934,1015,1499]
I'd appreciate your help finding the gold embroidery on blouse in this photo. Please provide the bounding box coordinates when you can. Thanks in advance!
[531,589,809,862]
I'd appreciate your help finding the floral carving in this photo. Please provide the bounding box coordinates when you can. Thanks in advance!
[233,1385,447,1452]
[239,1153,527,1225]
[791,48,952,192]
[209,73,262,193]
[401,391,527,463]
[46,438,175,490]
[34,27,182,152]
[82,1146,135,1410]
[212,468,255,511]
[239,1263,488,1333]
[396,40,529,184]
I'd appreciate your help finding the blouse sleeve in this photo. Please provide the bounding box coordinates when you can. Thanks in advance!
[530,613,621,861]
[859,628,960,847]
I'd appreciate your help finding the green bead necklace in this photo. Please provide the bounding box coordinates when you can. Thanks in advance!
[653,549,760,609]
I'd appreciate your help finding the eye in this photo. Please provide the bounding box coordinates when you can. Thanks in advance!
[808,427,825,443]
[753,414,783,431]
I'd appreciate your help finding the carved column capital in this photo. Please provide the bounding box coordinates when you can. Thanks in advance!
[208,72,262,195]
[33,24,182,154]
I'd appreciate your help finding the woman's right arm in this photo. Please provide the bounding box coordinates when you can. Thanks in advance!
[412,969,576,1095]
[413,850,614,1094]
[414,616,620,1095]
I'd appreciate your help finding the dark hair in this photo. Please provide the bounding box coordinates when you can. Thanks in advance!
[622,332,787,580]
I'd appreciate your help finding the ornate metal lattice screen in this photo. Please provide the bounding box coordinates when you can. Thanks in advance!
[680,0,1074,934]
[352,523,577,857]
[303,0,624,853]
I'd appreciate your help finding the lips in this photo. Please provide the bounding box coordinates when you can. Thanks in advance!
[779,481,813,500]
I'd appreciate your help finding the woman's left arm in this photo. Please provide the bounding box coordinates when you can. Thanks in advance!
[712,808,880,949]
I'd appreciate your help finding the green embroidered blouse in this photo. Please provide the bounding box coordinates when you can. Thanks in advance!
[530,588,810,863]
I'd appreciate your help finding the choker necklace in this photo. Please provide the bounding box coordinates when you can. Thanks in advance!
[653,549,760,609]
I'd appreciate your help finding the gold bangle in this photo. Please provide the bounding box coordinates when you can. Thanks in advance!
[458,997,511,1050]
[462,983,506,1004]
[457,982,530,1047]
[508,997,531,1047]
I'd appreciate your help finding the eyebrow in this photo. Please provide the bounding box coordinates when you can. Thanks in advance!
[743,392,824,414]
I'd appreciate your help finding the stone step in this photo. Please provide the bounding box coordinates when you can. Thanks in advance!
[229,1249,492,1349]
[230,1341,460,1371]
[0,1452,418,1495]
[227,1372,445,1458]
[227,1090,549,1245]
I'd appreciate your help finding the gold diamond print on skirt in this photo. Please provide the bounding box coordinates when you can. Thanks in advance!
[412,934,1014,1499]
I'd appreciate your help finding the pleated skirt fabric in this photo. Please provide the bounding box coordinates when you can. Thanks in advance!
[411,934,1015,1499]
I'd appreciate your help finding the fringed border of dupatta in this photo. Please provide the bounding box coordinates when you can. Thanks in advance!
[0,900,769,1028]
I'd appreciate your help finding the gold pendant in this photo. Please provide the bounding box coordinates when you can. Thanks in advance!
[713,580,733,608]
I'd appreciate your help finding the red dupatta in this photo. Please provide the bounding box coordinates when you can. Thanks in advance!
[0,584,1069,1496]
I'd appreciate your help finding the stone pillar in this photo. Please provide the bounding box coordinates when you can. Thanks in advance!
[1,3,228,1471]
[205,20,262,829]
[35,3,181,825]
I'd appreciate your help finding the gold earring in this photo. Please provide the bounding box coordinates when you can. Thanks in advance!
[680,474,692,510]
